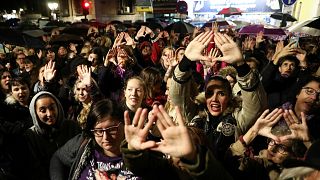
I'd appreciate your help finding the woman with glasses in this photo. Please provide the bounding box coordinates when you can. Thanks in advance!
[225,108,300,180]
[50,99,140,180]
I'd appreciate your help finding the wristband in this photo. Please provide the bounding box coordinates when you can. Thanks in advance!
[239,135,247,147]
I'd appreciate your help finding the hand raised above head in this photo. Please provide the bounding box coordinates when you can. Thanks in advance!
[77,65,91,86]
[185,31,213,61]
[213,33,243,65]
[44,60,56,82]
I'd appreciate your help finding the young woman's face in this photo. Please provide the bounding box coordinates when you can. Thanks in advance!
[46,51,55,61]
[88,53,98,66]
[141,46,151,56]
[1,71,12,90]
[205,80,230,117]
[124,79,145,111]
[266,139,291,164]
[93,118,124,155]
[25,60,34,72]
[38,66,45,82]
[36,96,58,126]
[75,82,91,103]
[176,49,185,62]
[11,83,30,106]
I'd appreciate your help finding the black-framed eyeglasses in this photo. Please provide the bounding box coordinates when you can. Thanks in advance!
[267,139,290,155]
[91,122,121,137]
[302,87,320,98]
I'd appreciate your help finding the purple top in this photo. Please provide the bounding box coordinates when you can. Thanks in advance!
[79,150,140,180]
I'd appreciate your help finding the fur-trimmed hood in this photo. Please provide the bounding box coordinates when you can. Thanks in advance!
[5,94,18,105]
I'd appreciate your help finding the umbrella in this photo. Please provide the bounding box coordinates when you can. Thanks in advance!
[88,21,107,28]
[288,19,320,36]
[232,20,251,29]
[0,28,45,49]
[271,12,297,27]
[50,34,84,45]
[62,23,89,37]
[134,20,164,31]
[304,16,320,29]
[201,20,231,29]
[217,7,242,16]
[165,21,195,34]
[23,29,46,38]
[238,24,286,36]
[271,12,297,22]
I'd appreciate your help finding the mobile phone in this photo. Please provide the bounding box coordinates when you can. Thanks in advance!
[290,36,299,47]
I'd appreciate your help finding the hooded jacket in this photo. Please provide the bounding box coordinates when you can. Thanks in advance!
[25,91,81,180]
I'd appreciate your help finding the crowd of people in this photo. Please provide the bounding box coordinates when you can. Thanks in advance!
[0,20,319,180]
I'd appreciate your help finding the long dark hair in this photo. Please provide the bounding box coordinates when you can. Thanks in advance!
[84,99,124,138]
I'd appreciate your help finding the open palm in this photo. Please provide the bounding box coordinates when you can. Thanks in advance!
[213,33,243,65]
[151,105,195,159]
[44,60,56,81]
[124,108,156,151]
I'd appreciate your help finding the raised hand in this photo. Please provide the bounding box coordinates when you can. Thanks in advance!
[201,48,220,68]
[272,41,297,65]
[295,48,307,67]
[212,21,219,33]
[145,26,154,37]
[185,31,213,61]
[242,36,254,51]
[113,32,125,48]
[44,60,56,82]
[77,65,91,86]
[280,110,310,142]
[275,40,284,53]
[255,31,265,47]
[37,49,43,59]
[124,32,135,46]
[251,108,283,142]
[168,49,178,67]
[151,105,196,161]
[213,32,243,65]
[124,108,156,151]
[136,26,146,39]
[104,48,117,66]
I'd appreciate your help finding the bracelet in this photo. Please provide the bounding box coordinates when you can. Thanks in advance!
[239,135,247,147]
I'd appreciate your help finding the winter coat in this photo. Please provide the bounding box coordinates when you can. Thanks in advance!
[50,134,139,180]
[121,140,233,180]
[225,140,282,180]
[0,99,33,180]
[170,56,267,160]
[261,63,311,109]
[24,91,81,180]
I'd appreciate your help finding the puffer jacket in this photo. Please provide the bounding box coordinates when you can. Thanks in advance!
[170,56,267,159]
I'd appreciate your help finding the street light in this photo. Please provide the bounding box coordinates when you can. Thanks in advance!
[48,2,59,20]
